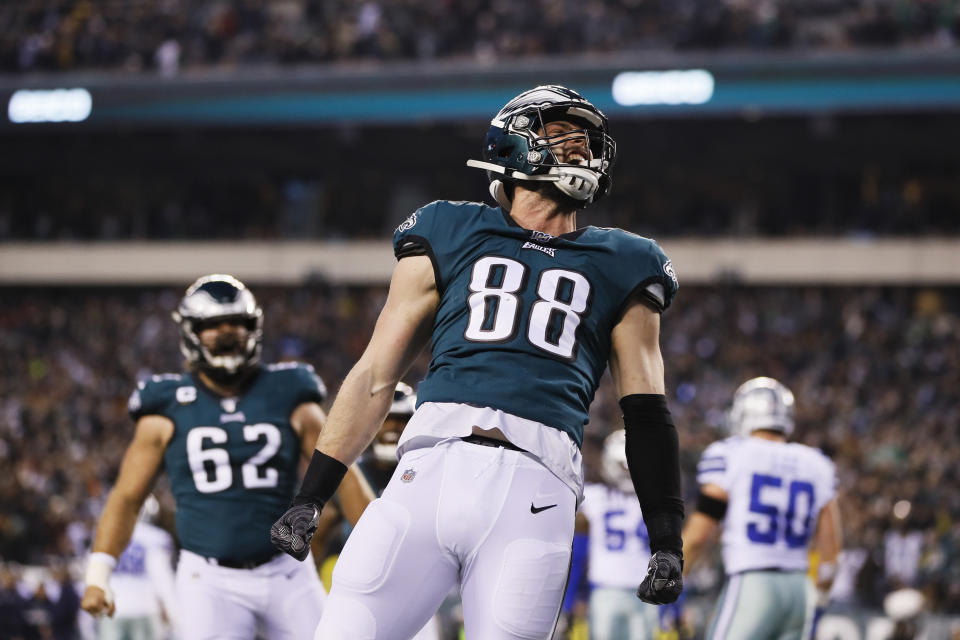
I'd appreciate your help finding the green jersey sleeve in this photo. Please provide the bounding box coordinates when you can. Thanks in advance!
[127,373,184,421]
[619,235,679,313]
[263,362,327,407]
[393,200,490,295]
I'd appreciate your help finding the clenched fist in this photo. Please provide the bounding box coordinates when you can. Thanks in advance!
[637,549,683,604]
[81,585,115,618]
[270,502,320,561]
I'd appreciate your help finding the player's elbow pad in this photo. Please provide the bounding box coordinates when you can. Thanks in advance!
[620,393,684,554]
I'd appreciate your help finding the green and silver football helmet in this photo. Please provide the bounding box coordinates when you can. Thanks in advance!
[172,274,263,380]
[467,85,616,210]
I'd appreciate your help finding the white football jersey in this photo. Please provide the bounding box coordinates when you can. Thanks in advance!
[581,483,650,589]
[110,522,178,619]
[697,436,837,575]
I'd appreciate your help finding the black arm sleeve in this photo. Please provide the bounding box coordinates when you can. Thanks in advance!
[696,491,728,520]
[620,393,684,554]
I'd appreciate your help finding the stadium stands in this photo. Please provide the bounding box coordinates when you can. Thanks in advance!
[2,0,958,73]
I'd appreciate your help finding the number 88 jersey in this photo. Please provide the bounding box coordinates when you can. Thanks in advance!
[697,436,838,575]
[394,200,678,448]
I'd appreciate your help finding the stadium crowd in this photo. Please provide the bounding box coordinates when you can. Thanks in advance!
[1,153,957,241]
[1,0,959,74]
[0,283,958,636]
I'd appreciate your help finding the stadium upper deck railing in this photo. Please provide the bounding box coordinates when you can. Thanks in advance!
[2,49,960,129]
[2,239,959,285]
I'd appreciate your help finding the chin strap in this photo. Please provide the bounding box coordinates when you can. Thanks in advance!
[468,159,600,210]
[489,180,513,211]
[549,165,600,202]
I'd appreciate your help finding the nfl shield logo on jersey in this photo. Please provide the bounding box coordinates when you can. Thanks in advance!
[401,468,416,483]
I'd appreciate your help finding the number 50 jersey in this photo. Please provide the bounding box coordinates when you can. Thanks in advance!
[394,200,678,448]
[697,436,838,575]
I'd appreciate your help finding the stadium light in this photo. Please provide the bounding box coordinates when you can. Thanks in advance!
[8,88,92,123]
[611,70,714,106]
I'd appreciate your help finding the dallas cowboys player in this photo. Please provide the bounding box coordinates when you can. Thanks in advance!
[682,377,843,640]
[81,274,374,640]
[271,85,685,639]
[577,430,659,640]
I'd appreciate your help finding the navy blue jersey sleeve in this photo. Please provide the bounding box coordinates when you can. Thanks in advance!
[619,235,679,313]
[127,374,183,421]
[264,362,327,408]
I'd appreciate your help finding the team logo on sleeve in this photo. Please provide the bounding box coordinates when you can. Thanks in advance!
[128,389,142,413]
[401,469,417,483]
[396,212,418,232]
[176,386,197,404]
[663,259,678,286]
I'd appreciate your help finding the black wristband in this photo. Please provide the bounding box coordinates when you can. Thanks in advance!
[696,491,728,521]
[620,393,684,554]
[293,450,348,508]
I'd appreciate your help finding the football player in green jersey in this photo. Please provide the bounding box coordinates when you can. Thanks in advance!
[81,275,373,640]
[272,86,684,639]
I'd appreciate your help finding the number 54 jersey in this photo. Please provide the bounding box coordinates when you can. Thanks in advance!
[697,436,838,575]
[127,363,326,561]
[393,200,678,448]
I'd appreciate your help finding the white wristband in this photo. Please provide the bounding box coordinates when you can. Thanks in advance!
[818,561,838,583]
[85,552,117,592]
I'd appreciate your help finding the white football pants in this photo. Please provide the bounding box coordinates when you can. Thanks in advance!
[589,587,660,640]
[316,439,577,640]
[176,549,326,639]
[706,570,815,640]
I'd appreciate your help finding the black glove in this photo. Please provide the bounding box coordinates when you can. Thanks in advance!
[270,502,320,561]
[637,550,683,604]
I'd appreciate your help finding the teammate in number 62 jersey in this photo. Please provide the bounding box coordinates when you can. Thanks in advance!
[271,85,686,640]
[682,377,843,640]
[81,275,374,640]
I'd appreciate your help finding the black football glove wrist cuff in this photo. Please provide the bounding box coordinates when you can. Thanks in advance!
[293,450,348,508]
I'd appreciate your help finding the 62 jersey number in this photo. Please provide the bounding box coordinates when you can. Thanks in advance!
[463,256,591,360]
[186,424,282,493]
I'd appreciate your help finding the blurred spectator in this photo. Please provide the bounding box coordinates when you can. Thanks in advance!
[0,564,29,639]
[885,502,925,589]
[19,565,80,640]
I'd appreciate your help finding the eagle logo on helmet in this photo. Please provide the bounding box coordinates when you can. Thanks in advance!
[171,274,263,383]
[466,85,617,212]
